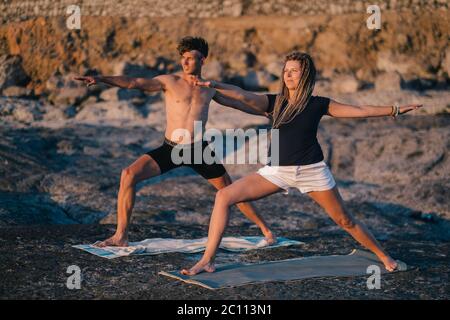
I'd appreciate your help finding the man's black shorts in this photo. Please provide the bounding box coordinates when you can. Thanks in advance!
[146,138,226,180]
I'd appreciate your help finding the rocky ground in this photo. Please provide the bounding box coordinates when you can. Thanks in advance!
[0,101,448,299]
[0,224,449,299]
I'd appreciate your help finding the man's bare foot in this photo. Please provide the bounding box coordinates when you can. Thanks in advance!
[180,260,216,276]
[264,231,277,245]
[93,234,128,247]
[257,231,277,247]
[379,255,399,272]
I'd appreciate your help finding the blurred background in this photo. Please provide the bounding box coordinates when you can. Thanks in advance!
[0,0,449,299]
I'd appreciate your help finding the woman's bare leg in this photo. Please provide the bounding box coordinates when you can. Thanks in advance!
[181,173,281,275]
[307,186,398,271]
[207,173,275,244]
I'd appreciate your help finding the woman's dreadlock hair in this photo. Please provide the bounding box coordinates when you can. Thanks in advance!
[271,52,316,128]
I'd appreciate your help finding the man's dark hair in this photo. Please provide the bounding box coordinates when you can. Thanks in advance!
[177,36,209,58]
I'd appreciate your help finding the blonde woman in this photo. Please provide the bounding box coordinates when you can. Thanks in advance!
[181,51,423,275]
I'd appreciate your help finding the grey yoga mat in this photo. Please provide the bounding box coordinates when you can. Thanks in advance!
[159,249,408,289]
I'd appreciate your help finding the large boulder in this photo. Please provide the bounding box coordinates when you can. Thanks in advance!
[0,55,30,91]
[145,56,177,74]
[443,48,450,78]
[46,73,89,106]
[243,70,276,90]
[0,97,44,123]
[331,74,361,93]
[265,61,284,77]
[2,86,33,97]
[374,72,402,91]
[202,60,224,81]
[99,87,145,101]
[0,97,80,124]
[74,101,144,122]
[376,51,427,79]
[228,51,257,72]
[113,61,158,78]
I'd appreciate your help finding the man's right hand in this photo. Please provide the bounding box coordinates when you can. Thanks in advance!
[187,75,214,88]
[196,79,214,88]
[73,76,99,87]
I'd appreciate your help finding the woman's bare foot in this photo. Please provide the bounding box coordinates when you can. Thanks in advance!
[180,259,216,276]
[379,255,399,272]
[93,234,128,247]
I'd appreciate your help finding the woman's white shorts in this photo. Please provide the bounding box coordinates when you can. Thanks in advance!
[256,161,336,194]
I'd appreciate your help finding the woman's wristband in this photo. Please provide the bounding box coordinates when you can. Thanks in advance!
[390,103,400,118]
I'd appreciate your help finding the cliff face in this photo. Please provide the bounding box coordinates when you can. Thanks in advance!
[1,1,449,95]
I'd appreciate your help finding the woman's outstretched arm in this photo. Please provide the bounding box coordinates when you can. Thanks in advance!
[327,99,423,118]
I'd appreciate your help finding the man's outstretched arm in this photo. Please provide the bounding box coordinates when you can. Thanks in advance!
[189,77,270,116]
[212,90,268,116]
[73,75,165,92]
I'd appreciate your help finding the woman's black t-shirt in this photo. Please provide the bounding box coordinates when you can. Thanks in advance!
[266,94,330,166]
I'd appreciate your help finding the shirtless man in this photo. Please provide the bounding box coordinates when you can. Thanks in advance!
[74,36,275,247]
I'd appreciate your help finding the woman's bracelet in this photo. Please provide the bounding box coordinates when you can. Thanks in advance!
[391,103,400,118]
